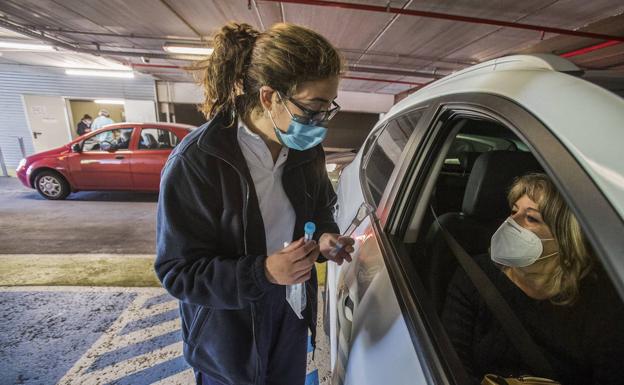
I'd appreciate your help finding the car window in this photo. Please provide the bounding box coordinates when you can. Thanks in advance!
[138,128,179,150]
[389,111,624,385]
[82,128,133,152]
[362,109,425,206]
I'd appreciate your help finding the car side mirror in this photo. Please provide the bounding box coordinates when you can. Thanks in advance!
[71,143,82,153]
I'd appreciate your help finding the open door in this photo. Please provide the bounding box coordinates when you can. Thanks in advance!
[22,95,72,153]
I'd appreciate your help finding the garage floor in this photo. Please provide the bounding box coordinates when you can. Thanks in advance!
[0,177,157,254]
[0,177,331,385]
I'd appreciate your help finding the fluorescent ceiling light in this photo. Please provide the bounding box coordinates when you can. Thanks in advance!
[163,44,213,56]
[94,99,125,105]
[65,69,134,78]
[0,41,55,51]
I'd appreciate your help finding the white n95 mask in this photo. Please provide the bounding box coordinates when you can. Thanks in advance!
[490,217,558,267]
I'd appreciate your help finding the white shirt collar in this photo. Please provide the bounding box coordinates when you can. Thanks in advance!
[237,119,289,169]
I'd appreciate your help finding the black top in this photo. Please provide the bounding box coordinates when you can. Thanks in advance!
[442,254,624,385]
[154,114,339,383]
[76,121,90,136]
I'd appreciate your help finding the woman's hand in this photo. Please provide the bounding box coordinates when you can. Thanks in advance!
[264,237,320,285]
[319,233,355,265]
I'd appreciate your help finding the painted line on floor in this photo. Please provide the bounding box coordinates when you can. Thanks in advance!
[56,290,190,385]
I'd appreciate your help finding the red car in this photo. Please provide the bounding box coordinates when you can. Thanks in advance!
[16,122,194,200]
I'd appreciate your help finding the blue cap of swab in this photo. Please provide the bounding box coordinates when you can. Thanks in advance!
[304,222,316,241]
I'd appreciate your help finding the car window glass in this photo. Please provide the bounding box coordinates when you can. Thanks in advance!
[363,110,424,206]
[138,128,179,150]
[393,115,624,385]
[82,128,133,152]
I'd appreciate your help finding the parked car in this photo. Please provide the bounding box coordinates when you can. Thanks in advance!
[327,54,624,385]
[16,122,193,199]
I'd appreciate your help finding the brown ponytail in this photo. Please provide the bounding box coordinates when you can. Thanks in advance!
[191,22,343,126]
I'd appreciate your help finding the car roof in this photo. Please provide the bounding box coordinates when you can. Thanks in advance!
[379,54,624,220]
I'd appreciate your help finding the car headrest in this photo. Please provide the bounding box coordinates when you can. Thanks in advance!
[441,151,481,174]
[462,151,543,220]
[459,151,481,173]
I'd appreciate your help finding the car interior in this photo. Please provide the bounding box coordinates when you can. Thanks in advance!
[403,117,543,313]
[139,129,178,150]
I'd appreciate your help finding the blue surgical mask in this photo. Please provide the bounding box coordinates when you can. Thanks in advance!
[267,110,327,151]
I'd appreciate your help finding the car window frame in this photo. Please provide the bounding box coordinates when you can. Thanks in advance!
[378,92,624,385]
[350,102,467,385]
[359,105,431,218]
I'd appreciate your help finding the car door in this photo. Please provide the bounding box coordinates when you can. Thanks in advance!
[130,127,181,191]
[357,93,624,385]
[67,127,133,190]
[332,105,466,385]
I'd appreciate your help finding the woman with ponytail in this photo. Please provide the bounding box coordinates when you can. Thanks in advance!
[155,22,354,385]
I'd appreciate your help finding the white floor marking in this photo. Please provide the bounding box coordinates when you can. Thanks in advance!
[56,291,186,385]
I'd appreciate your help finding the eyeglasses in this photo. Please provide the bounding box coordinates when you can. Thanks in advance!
[277,91,340,126]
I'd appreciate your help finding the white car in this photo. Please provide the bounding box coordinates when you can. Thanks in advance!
[327,54,624,385]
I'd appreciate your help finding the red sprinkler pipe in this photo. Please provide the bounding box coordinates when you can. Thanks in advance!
[560,40,622,58]
[264,0,624,42]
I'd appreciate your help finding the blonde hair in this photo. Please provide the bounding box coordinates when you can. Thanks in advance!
[191,22,343,126]
[507,173,593,305]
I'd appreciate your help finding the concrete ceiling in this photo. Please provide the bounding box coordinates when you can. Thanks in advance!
[0,0,622,95]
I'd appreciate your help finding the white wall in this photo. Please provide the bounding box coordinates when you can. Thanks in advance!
[156,82,203,104]
[0,64,156,169]
[156,81,395,113]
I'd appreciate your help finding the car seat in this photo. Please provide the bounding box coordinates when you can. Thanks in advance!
[140,133,158,149]
[421,150,543,314]
[434,151,481,214]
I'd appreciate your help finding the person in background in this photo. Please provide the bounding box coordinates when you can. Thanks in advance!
[91,109,115,130]
[442,173,624,385]
[155,22,354,385]
[76,114,92,136]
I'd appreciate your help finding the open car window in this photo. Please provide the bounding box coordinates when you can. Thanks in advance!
[138,128,179,150]
[82,128,133,152]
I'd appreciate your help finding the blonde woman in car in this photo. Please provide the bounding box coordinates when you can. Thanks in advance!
[443,173,624,384]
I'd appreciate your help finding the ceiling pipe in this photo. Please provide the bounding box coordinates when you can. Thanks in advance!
[340,48,477,66]
[23,25,203,42]
[347,64,444,79]
[131,63,181,69]
[265,0,624,42]
[560,40,622,58]
[131,63,425,86]
[342,76,423,86]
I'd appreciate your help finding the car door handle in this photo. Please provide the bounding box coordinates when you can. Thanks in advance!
[33,132,42,139]
[115,155,125,160]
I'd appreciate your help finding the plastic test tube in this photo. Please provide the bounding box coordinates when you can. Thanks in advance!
[286,221,315,319]
[304,221,316,242]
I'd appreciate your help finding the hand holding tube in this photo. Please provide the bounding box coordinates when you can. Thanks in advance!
[264,237,319,285]
[320,233,355,265]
